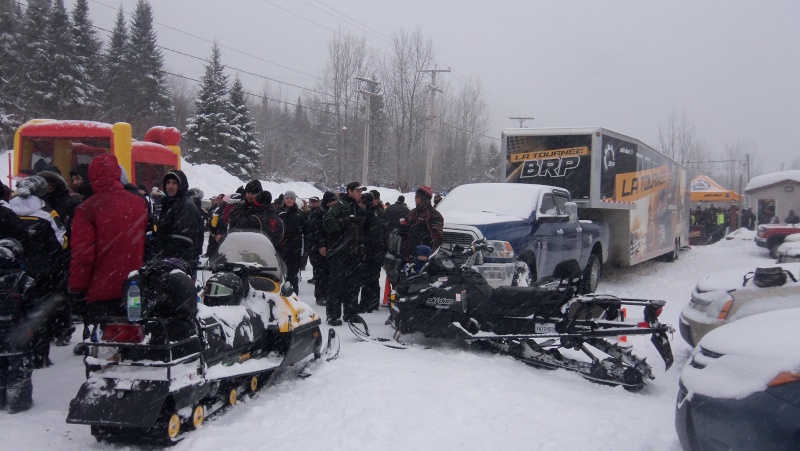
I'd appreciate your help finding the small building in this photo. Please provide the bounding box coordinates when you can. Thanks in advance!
[744,170,800,224]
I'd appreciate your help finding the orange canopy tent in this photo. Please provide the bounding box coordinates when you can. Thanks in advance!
[690,174,740,202]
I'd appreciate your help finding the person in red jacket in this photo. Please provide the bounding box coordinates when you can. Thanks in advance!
[68,154,148,322]
[398,185,444,262]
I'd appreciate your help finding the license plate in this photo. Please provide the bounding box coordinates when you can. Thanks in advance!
[483,271,504,280]
[114,379,134,391]
[535,323,556,334]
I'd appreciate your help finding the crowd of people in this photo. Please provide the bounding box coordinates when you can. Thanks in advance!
[0,155,447,413]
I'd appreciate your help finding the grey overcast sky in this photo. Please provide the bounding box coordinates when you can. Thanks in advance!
[71,0,800,174]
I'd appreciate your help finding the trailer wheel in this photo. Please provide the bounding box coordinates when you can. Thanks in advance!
[249,375,259,392]
[227,388,238,406]
[189,405,205,430]
[665,239,680,262]
[579,254,601,294]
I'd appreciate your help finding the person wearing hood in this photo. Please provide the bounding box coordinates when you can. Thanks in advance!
[151,170,202,272]
[36,171,82,346]
[10,175,68,368]
[68,164,92,199]
[0,238,36,413]
[69,154,148,325]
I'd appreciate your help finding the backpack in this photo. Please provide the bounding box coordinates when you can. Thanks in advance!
[743,267,799,288]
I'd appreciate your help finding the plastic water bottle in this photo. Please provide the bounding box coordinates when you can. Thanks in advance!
[127,281,142,321]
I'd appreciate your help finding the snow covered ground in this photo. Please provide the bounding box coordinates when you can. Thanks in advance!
[0,231,779,451]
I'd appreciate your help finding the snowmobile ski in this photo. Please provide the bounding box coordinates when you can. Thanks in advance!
[347,316,413,350]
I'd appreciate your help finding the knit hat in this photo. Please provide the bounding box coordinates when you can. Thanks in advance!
[245,180,263,194]
[369,189,380,199]
[322,191,338,204]
[397,195,405,203]
[309,196,320,202]
[284,190,297,199]
[16,175,48,198]
[416,185,433,200]
[254,190,272,207]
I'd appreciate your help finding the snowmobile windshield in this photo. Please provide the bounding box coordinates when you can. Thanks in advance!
[213,231,286,282]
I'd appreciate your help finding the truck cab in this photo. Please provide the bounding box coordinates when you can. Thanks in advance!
[438,183,609,292]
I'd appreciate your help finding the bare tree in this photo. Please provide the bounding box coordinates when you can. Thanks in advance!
[380,28,434,190]
[658,110,712,178]
[315,30,371,183]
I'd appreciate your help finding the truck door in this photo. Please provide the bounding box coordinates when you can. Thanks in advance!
[534,193,565,279]
[554,192,582,264]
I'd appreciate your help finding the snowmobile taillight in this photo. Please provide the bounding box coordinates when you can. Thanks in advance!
[717,300,733,320]
[102,323,145,343]
[637,322,650,328]
[768,371,800,388]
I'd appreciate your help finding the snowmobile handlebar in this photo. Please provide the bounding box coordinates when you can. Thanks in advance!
[209,262,279,275]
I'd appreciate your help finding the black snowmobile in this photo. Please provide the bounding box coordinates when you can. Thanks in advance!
[351,239,673,391]
[67,232,339,444]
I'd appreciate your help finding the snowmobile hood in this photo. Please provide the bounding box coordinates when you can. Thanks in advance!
[88,153,124,194]
[9,195,46,216]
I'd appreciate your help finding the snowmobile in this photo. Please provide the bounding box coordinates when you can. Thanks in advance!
[352,239,673,391]
[66,232,339,444]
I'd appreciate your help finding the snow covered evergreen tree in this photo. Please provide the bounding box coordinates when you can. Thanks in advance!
[19,0,52,118]
[35,0,87,118]
[184,42,232,167]
[123,0,173,134]
[99,7,128,121]
[0,0,23,142]
[226,75,262,178]
[71,0,102,118]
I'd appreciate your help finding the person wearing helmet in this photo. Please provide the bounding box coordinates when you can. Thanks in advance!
[0,238,36,413]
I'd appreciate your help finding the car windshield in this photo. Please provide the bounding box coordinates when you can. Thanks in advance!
[212,231,285,278]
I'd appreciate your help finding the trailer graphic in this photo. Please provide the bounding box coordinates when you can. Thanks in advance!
[504,127,689,266]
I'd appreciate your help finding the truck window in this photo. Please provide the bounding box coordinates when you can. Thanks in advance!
[540,194,558,215]
[553,193,570,215]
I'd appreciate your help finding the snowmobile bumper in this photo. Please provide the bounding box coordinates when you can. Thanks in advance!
[280,319,323,367]
[66,379,207,428]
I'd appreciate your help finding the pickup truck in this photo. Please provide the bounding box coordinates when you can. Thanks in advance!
[756,223,800,258]
[436,183,610,292]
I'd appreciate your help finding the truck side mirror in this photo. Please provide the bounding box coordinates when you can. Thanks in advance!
[564,202,578,223]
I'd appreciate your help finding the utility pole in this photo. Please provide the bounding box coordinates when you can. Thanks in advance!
[418,67,450,187]
[356,77,380,185]
[509,116,535,128]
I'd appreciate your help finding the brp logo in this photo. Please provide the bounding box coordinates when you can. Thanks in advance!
[691,180,711,191]
[603,143,615,171]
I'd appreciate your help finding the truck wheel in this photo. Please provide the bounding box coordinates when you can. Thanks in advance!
[769,244,780,259]
[579,254,601,294]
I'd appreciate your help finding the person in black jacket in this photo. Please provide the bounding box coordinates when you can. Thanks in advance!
[386,195,410,232]
[234,190,285,253]
[306,193,332,306]
[322,182,367,325]
[151,171,202,274]
[205,194,225,257]
[359,191,388,313]
[0,238,36,413]
[279,190,306,294]
[228,180,263,232]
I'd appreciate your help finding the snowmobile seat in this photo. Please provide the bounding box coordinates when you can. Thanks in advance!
[479,286,567,318]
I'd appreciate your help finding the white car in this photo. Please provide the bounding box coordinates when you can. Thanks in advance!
[776,233,800,263]
[678,262,800,347]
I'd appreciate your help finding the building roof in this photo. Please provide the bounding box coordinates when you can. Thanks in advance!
[744,170,800,193]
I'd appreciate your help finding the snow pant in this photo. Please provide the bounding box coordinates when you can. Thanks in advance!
[205,234,220,258]
[326,252,360,322]
[0,353,33,413]
[284,253,302,295]
[359,253,384,313]
[309,253,329,306]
